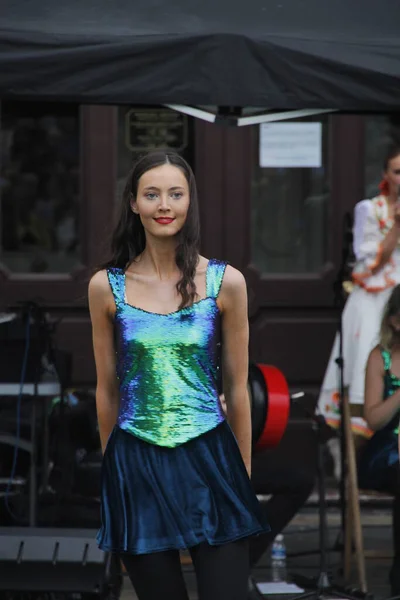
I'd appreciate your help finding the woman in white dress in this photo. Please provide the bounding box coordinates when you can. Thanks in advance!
[318,145,400,442]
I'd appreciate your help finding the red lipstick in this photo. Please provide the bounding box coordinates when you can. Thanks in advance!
[155,218,175,225]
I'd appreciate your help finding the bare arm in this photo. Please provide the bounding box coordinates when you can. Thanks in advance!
[88,270,120,452]
[364,346,400,431]
[219,266,252,477]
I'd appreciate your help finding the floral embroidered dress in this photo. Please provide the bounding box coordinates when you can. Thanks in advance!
[318,195,400,437]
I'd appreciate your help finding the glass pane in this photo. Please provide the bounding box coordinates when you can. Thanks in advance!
[0,101,80,273]
[364,115,400,198]
[251,117,330,274]
[117,106,195,203]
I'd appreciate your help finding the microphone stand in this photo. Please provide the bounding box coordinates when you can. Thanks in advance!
[333,212,354,556]
[289,395,371,600]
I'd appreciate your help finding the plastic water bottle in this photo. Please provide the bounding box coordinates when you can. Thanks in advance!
[271,534,287,582]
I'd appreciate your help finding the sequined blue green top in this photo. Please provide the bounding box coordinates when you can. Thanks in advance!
[381,347,400,434]
[107,259,227,448]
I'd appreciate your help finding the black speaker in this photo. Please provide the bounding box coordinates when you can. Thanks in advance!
[0,528,114,597]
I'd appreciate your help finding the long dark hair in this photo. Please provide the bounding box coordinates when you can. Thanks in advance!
[380,284,400,350]
[102,151,200,309]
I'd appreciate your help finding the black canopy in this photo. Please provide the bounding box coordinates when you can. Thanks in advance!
[1,0,399,110]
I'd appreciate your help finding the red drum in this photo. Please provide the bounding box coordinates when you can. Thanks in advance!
[249,364,290,450]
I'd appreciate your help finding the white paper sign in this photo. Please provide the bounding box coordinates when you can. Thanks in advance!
[257,582,304,595]
[259,122,322,168]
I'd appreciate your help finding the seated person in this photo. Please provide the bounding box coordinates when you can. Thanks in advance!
[359,283,400,596]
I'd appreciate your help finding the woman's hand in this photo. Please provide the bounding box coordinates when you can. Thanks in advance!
[219,391,251,477]
[394,202,400,227]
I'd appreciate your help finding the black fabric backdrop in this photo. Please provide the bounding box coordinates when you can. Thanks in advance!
[0,0,399,109]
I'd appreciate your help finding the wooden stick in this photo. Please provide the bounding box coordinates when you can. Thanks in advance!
[344,478,353,582]
[342,394,368,592]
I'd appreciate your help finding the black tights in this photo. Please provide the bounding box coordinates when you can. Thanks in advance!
[120,539,249,600]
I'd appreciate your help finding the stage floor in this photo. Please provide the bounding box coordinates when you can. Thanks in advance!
[121,505,393,600]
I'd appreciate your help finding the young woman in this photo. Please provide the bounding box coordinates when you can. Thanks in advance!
[318,145,400,442]
[360,284,400,595]
[88,151,268,600]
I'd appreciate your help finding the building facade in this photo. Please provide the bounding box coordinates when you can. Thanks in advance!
[1,102,399,398]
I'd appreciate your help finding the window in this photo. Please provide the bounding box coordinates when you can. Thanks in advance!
[251,117,330,274]
[0,101,80,274]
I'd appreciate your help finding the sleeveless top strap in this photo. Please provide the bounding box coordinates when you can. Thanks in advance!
[206,259,228,299]
[380,346,392,372]
[107,267,125,307]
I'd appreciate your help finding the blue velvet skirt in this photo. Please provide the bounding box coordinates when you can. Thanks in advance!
[97,421,270,555]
